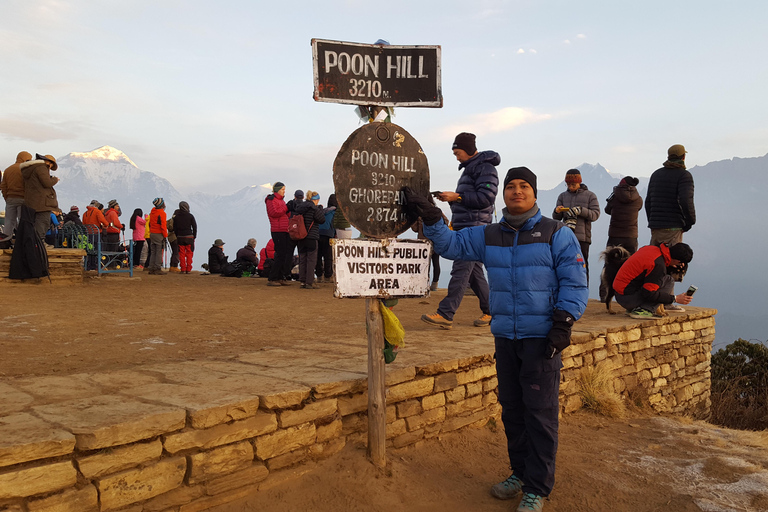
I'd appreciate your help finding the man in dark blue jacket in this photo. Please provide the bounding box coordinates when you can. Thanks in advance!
[405,166,589,512]
[422,132,499,329]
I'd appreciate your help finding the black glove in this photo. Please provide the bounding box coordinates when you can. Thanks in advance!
[121,224,125,232]
[402,187,443,226]
[545,309,575,359]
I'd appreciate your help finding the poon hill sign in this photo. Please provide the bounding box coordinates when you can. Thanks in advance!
[312,39,442,107]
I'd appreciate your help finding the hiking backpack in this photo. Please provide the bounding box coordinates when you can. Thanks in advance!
[287,213,313,241]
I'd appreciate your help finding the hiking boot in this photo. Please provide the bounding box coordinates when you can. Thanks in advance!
[628,307,654,319]
[654,304,668,317]
[490,474,523,500]
[474,314,492,327]
[279,280,292,286]
[429,281,439,291]
[267,280,282,287]
[516,492,545,512]
[421,313,452,329]
[666,304,685,312]
[169,267,181,273]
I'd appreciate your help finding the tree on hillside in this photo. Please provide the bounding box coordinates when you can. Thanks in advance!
[710,338,768,430]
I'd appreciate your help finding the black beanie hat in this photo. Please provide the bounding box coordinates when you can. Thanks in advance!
[504,167,538,198]
[452,132,477,155]
[668,243,693,263]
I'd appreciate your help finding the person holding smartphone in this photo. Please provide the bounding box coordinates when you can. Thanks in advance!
[612,242,694,319]
[421,132,500,329]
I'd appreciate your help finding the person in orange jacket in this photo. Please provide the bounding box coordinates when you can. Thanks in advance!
[148,197,167,275]
[103,199,124,252]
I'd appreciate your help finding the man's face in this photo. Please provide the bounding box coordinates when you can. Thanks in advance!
[567,182,580,192]
[452,149,471,163]
[504,179,536,214]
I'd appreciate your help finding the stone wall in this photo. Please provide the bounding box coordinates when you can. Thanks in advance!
[560,308,716,417]
[0,308,715,511]
[0,248,85,285]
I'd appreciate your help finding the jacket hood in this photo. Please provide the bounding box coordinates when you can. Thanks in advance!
[459,150,501,170]
[20,160,45,179]
[16,151,32,164]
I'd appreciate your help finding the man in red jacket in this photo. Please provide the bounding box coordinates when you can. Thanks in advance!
[265,182,292,286]
[613,243,694,319]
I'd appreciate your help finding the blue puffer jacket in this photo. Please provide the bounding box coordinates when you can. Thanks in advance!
[450,150,500,230]
[424,208,589,339]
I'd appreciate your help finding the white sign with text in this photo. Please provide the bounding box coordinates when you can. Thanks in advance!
[333,238,432,298]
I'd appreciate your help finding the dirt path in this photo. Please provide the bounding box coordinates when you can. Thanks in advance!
[212,412,768,512]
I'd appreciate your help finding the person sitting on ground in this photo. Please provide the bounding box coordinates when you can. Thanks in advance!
[236,238,259,275]
[258,238,274,277]
[207,239,228,274]
[62,205,82,226]
[612,242,694,319]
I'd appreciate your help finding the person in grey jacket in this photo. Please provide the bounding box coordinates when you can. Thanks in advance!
[552,169,600,281]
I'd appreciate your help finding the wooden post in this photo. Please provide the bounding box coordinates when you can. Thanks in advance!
[366,298,387,468]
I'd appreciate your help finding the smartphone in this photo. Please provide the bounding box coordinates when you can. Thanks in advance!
[430,191,442,197]
[686,285,698,296]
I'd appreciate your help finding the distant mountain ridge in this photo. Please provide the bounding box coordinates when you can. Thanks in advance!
[52,146,768,348]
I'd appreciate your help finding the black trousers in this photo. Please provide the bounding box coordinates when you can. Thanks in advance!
[495,336,561,497]
[269,232,293,282]
[315,235,333,278]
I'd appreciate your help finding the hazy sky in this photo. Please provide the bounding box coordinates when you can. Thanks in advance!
[2,0,766,196]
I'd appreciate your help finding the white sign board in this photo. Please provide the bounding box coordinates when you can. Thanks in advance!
[333,238,432,298]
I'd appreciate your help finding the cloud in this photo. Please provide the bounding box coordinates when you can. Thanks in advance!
[442,107,552,138]
[517,48,525,54]
[529,49,538,54]
[0,117,76,142]
[577,34,587,39]
[564,39,572,45]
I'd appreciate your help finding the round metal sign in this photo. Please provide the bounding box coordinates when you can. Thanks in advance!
[333,123,430,238]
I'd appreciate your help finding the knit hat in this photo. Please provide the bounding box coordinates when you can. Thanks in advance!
[70,205,79,212]
[452,132,477,155]
[179,201,190,212]
[565,169,582,184]
[89,199,99,207]
[153,197,165,209]
[214,239,225,246]
[108,199,118,209]
[273,182,285,193]
[668,144,687,159]
[503,167,538,198]
[669,243,693,263]
[294,189,304,199]
[35,153,58,171]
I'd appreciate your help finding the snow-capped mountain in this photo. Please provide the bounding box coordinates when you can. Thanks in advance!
[53,146,275,266]
[56,146,184,211]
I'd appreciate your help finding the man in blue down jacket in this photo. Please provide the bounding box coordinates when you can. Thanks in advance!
[405,167,588,512]
[422,132,499,329]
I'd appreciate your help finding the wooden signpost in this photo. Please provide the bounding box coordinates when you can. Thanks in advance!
[313,38,440,469]
[312,39,442,107]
